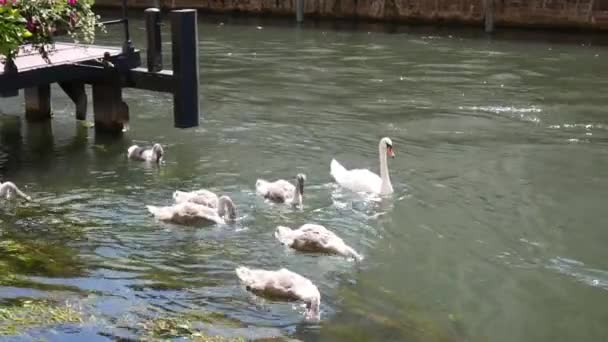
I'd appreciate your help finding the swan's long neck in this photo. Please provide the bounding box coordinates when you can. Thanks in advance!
[153,144,163,163]
[306,295,321,320]
[0,182,30,201]
[218,196,237,220]
[293,179,304,207]
[378,144,392,195]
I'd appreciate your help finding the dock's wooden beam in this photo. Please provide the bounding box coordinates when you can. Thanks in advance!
[0,51,141,93]
[127,68,174,93]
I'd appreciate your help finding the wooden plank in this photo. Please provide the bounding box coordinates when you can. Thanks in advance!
[0,50,141,92]
[127,68,174,92]
[0,43,123,75]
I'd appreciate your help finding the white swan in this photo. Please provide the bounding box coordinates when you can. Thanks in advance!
[146,195,236,225]
[0,182,31,201]
[127,143,164,163]
[275,224,363,261]
[330,137,394,195]
[256,173,306,207]
[173,189,219,208]
[235,266,321,320]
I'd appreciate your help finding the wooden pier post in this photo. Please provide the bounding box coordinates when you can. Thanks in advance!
[145,8,163,72]
[92,75,129,133]
[171,9,200,128]
[484,0,495,33]
[59,82,87,120]
[0,61,18,97]
[296,0,305,23]
[24,85,51,121]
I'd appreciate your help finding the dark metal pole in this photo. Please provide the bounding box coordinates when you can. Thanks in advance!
[145,8,163,72]
[122,0,134,54]
[296,0,304,23]
[484,0,495,33]
[171,9,200,128]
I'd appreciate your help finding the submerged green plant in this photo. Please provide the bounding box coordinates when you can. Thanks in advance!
[121,309,247,341]
[0,299,83,336]
[137,316,245,341]
[0,238,85,278]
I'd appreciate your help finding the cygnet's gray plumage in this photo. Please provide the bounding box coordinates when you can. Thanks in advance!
[147,195,236,225]
[127,143,164,163]
[235,266,321,320]
[173,189,219,208]
[275,224,363,261]
[0,182,31,201]
[256,173,306,207]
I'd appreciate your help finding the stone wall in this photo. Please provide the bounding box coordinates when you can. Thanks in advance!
[94,0,608,31]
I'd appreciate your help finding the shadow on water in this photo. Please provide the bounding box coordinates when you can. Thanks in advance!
[0,116,23,175]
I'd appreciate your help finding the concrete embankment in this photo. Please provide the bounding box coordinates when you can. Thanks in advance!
[94,0,608,31]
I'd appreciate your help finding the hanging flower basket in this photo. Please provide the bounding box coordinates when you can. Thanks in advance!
[0,0,103,71]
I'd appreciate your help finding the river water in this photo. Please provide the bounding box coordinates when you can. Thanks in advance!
[0,12,607,342]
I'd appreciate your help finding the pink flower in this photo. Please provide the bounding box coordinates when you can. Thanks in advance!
[68,0,77,5]
[26,19,36,32]
[0,0,7,5]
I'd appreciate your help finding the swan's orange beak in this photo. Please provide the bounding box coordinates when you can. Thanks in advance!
[387,146,395,158]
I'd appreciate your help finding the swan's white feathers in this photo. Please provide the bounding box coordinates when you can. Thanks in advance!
[330,137,394,195]
[331,159,382,194]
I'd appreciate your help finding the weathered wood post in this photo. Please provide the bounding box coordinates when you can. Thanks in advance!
[24,85,51,121]
[145,8,163,72]
[59,82,87,120]
[296,0,304,23]
[171,9,200,128]
[93,73,129,133]
[1,61,18,97]
[484,0,495,33]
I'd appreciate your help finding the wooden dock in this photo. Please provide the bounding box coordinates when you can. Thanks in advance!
[0,43,131,76]
[0,8,200,133]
